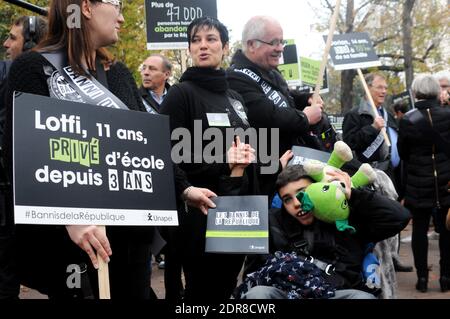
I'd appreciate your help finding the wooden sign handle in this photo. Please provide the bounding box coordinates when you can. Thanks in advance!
[312,0,342,105]
[357,68,391,147]
[97,225,111,299]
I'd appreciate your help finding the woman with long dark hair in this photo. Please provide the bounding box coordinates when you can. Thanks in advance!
[0,0,215,299]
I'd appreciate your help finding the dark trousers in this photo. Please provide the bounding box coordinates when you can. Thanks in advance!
[161,225,184,301]
[4,224,152,299]
[183,252,244,300]
[0,225,19,299]
[409,206,450,278]
[180,209,244,300]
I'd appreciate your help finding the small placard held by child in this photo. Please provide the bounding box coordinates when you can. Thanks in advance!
[205,196,268,254]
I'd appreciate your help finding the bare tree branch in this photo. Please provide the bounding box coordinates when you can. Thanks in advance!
[378,53,434,63]
[354,0,372,16]
[421,42,436,61]
[372,35,397,47]
[377,65,405,72]
[324,0,345,33]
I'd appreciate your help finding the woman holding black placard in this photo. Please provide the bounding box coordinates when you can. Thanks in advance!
[0,0,216,300]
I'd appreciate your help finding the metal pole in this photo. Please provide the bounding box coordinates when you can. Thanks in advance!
[3,0,48,16]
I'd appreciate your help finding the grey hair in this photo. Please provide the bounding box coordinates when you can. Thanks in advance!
[434,70,450,84]
[242,16,279,53]
[412,74,440,100]
[141,54,172,72]
[365,72,386,87]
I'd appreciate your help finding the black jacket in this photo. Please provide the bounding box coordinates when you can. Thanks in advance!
[343,100,398,165]
[139,82,170,114]
[0,61,12,147]
[160,66,259,262]
[250,188,410,290]
[160,67,257,194]
[226,50,310,155]
[398,99,450,209]
[290,90,337,152]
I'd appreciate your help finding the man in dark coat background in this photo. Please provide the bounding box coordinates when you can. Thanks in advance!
[139,54,172,114]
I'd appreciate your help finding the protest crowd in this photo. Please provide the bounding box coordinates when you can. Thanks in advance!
[0,0,449,303]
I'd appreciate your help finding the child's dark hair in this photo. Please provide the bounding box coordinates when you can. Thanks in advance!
[187,16,229,48]
[275,165,314,191]
[393,100,409,114]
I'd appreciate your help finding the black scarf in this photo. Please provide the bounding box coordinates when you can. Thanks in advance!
[180,67,229,93]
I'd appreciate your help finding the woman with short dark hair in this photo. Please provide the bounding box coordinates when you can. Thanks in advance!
[160,17,257,300]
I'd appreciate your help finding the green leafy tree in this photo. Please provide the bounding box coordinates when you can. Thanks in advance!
[109,0,197,84]
[309,0,449,113]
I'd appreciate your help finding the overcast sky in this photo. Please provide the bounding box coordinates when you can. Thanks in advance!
[217,0,326,58]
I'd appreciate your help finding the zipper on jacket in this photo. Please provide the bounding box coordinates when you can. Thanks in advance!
[426,108,441,209]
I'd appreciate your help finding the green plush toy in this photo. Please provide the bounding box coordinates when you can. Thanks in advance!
[297,141,376,232]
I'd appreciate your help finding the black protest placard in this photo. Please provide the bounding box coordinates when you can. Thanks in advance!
[278,40,302,87]
[392,90,415,112]
[13,93,177,226]
[325,32,381,70]
[205,196,268,254]
[145,0,217,50]
[288,146,331,166]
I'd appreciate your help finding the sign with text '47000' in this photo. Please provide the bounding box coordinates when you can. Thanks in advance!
[145,0,218,50]
[13,93,177,226]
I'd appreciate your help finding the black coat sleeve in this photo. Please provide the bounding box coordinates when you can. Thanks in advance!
[217,175,248,196]
[348,188,411,243]
[342,111,380,153]
[3,52,50,177]
[173,164,191,199]
[227,70,310,135]
[107,62,146,112]
[397,117,411,161]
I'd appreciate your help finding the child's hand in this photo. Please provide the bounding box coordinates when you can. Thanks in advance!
[227,136,256,175]
[280,150,294,169]
[326,169,352,200]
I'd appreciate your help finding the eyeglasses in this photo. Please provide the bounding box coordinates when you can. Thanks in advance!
[254,39,288,48]
[371,85,388,91]
[96,0,123,14]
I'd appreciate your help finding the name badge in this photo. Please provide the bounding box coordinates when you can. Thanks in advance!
[207,113,231,127]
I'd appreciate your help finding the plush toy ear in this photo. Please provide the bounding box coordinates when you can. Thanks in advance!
[327,141,353,168]
[303,160,325,182]
[351,163,376,188]
[336,220,356,233]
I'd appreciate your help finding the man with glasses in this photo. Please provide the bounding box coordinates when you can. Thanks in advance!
[226,16,323,197]
[342,72,414,274]
[343,73,399,174]
[434,70,450,107]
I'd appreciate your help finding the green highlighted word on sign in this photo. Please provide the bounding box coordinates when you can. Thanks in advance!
[50,137,99,167]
